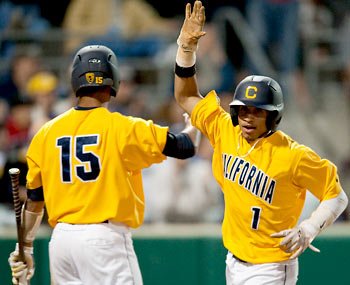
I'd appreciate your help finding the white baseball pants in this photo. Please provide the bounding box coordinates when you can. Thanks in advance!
[225,251,298,285]
[49,221,143,285]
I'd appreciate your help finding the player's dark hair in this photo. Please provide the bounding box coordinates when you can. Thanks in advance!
[76,86,112,98]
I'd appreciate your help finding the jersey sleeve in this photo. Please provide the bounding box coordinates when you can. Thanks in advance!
[26,132,43,190]
[119,117,169,171]
[191,91,227,147]
[292,145,342,202]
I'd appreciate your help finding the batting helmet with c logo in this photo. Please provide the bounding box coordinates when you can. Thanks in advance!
[229,75,284,131]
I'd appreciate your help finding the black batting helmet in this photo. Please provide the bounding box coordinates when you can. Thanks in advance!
[71,45,120,97]
[229,75,284,131]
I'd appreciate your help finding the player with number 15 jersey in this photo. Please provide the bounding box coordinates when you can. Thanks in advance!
[8,45,200,284]
[9,45,199,285]
[26,105,168,228]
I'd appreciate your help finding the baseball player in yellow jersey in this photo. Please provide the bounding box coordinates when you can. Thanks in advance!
[8,45,200,284]
[174,2,348,284]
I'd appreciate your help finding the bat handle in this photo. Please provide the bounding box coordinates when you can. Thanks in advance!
[9,168,26,263]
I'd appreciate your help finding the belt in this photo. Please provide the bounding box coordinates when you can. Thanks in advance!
[59,220,109,224]
[231,252,247,263]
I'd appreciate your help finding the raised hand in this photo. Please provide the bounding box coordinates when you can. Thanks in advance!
[177,1,206,52]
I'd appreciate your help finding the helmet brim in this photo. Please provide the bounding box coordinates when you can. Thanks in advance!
[229,99,282,112]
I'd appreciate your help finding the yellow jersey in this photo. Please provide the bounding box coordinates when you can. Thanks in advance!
[26,106,168,228]
[191,91,342,263]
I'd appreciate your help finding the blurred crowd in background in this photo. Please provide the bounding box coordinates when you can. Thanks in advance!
[0,0,349,227]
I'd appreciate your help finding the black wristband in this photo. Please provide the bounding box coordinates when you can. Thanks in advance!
[27,187,44,201]
[175,63,196,78]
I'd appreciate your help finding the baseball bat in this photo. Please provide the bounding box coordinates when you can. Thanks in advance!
[9,168,29,285]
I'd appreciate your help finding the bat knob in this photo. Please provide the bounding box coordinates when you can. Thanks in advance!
[9,168,20,176]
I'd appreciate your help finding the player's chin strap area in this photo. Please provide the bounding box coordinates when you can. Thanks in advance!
[21,201,44,244]
[237,130,272,158]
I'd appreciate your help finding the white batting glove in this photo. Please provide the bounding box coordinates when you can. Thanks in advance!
[271,221,320,259]
[8,243,35,284]
[177,1,206,53]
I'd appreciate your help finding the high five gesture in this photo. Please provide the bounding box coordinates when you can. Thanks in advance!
[177,1,206,53]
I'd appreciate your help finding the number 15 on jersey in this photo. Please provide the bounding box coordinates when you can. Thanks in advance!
[56,135,101,183]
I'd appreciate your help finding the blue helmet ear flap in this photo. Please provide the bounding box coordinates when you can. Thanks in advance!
[230,105,239,126]
[266,111,281,130]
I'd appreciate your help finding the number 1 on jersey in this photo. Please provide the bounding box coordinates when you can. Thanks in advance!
[56,135,101,183]
[251,207,261,230]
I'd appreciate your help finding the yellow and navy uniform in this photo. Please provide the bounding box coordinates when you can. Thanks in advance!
[26,106,168,228]
[191,91,342,263]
